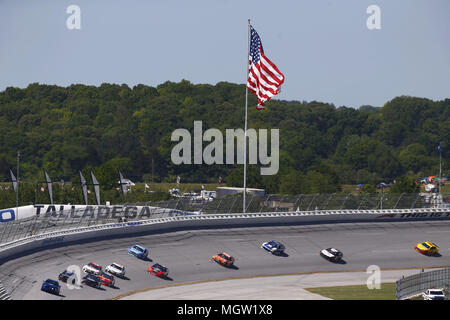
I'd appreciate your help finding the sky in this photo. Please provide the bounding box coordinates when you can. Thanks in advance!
[0,0,449,108]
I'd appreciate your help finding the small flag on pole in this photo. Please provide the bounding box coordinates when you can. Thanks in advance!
[438,143,442,153]
[118,170,128,195]
[90,171,101,206]
[10,169,18,192]
[79,171,88,205]
[247,25,285,110]
[44,170,53,205]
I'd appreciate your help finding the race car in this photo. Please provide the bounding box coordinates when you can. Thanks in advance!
[82,262,102,275]
[148,263,169,277]
[261,240,285,254]
[211,252,235,267]
[41,279,60,295]
[98,272,115,287]
[128,244,149,259]
[105,262,126,277]
[422,288,446,300]
[58,270,76,284]
[82,274,102,289]
[320,248,343,262]
[414,242,439,255]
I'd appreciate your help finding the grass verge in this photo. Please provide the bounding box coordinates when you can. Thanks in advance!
[305,283,397,300]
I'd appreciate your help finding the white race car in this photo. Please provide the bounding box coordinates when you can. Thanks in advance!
[82,262,102,275]
[320,248,343,262]
[261,240,285,254]
[105,262,126,277]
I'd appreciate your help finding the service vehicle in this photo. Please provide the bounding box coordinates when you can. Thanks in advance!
[320,248,343,262]
[148,263,169,277]
[105,262,125,277]
[261,240,285,254]
[41,279,60,295]
[423,289,446,300]
[82,262,102,275]
[82,274,102,289]
[414,242,439,255]
[98,272,115,287]
[128,244,149,259]
[211,252,235,267]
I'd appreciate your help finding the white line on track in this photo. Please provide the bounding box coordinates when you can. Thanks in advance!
[225,236,306,240]
[426,230,450,233]
[371,249,411,253]
[344,233,385,236]
[280,235,306,238]
[155,242,187,246]
[220,238,252,241]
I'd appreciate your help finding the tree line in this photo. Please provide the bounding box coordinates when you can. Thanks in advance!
[0,80,448,195]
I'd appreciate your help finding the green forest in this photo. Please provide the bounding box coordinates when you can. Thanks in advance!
[0,80,448,196]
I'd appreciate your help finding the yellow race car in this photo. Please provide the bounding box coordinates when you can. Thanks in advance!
[414,242,439,255]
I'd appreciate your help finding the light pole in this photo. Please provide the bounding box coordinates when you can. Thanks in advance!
[439,142,442,195]
[16,150,20,220]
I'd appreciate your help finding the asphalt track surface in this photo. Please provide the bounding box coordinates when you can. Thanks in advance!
[2,220,450,300]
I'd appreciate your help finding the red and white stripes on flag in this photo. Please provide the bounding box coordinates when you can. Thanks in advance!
[247,25,284,110]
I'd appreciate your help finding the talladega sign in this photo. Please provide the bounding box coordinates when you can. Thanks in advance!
[0,204,199,223]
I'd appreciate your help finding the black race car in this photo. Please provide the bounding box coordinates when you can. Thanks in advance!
[320,248,343,262]
[58,270,76,284]
[82,274,102,288]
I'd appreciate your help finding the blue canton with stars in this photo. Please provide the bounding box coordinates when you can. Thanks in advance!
[249,26,264,64]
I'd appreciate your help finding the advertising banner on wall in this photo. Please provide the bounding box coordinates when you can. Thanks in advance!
[0,204,199,223]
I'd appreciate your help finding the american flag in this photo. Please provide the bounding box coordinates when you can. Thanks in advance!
[247,25,284,110]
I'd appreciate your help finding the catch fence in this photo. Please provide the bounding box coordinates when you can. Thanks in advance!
[200,192,447,214]
[0,193,446,246]
[396,268,450,300]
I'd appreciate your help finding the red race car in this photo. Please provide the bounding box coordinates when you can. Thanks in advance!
[147,263,169,277]
[98,272,115,287]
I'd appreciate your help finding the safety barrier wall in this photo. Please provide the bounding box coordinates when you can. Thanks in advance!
[396,268,450,300]
[0,280,11,300]
[1,208,450,264]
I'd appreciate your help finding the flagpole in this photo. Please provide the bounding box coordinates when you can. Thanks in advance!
[16,151,20,220]
[243,19,250,213]
[439,142,442,195]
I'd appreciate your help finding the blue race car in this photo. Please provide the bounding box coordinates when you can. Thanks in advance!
[128,244,148,259]
[41,279,61,295]
[261,240,285,254]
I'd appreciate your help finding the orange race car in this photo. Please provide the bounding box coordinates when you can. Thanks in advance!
[211,252,235,267]
[414,241,439,255]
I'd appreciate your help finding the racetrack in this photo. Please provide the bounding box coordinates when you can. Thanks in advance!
[2,220,450,300]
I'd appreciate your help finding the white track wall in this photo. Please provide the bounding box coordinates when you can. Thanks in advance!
[1,208,450,263]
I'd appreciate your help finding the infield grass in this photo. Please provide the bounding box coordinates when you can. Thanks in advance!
[305,283,397,300]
